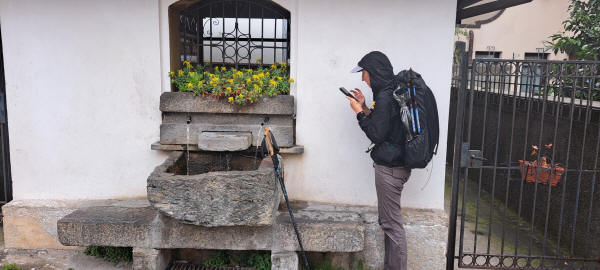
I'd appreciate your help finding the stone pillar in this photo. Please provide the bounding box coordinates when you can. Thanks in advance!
[271,251,299,270]
[358,211,385,269]
[132,248,171,270]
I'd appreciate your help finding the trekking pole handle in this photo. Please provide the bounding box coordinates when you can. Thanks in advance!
[264,128,275,156]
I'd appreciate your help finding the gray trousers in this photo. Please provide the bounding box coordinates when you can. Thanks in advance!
[374,163,411,270]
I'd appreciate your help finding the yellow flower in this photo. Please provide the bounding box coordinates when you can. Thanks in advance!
[187,83,193,88]
[198,81,203,86]
[178,70,184,76]
[239,94,244,98]
[221,66,227,71]
[259,80,264,86]
[289,78,295,82]
[277,76,282,81]
[271,64,277,69]
[253,84,260,90]
[189,71,195,75]
[252,75,260,80]
[280,62,287,67]
[169,71,174,76]
[270,80,277,86]
[236,71,243,77]
[228,97,234,102]
[183,61,191,68]
[209,73,214,77]
[226,87,232,91]
[228,79,234,84]
[247,78,252,83]
[259,73,265,78]
[256,58,262,63]
[266,72,270,76]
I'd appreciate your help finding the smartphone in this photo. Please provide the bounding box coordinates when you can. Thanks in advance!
[339,87,357,100]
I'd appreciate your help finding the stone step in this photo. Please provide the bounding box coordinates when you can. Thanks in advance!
[57,200,365,253]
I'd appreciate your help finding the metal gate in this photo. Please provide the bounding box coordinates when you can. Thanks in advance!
[0,26,13,208]
[447,43,600,269]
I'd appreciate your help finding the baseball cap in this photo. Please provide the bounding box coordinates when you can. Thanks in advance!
[350,65,363,73]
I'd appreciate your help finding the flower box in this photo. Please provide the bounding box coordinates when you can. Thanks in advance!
[519,160,565,186]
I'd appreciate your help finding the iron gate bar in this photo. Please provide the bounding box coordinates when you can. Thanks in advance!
[570,64,595,256]
[486,62,505,256]
[528,59,550,262]
[458,47,478,267]
[472,61,491,255]
[555,66,577,260]
[540,62,563,266]
[446,42,468,270]
[500,61,521,258]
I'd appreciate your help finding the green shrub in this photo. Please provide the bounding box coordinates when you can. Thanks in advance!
[246,251,271,270]
[203,250,271,269]
[203,250,229,267]
[1,264,22,270]
[84,246,132,263]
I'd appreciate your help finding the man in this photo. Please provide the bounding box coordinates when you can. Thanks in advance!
[346,51,410,270]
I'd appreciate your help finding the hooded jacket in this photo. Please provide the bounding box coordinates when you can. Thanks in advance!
[357,51,406,167]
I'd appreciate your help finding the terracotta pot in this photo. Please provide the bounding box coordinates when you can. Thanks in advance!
[519,160,565,186]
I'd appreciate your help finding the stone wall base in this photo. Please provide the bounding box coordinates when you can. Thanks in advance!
[2,199,448,270]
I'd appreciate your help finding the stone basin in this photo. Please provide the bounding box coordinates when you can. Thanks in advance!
[147,151,280,227]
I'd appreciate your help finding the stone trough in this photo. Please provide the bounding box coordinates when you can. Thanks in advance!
[147,151,280,227]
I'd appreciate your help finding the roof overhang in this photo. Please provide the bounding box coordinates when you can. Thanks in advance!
[456,0,533,24]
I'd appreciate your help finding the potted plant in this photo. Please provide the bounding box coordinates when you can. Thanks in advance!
[519,144,565,186]
[159,61,296,148]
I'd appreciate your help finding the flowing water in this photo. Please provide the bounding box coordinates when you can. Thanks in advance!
[254,124,264,161]
[186,122,190,175]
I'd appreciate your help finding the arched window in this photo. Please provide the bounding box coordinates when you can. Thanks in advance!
[170,0,290,71]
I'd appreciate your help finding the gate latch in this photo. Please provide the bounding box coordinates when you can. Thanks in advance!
[460,143,486,168]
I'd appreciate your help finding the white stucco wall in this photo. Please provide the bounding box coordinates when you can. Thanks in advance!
[282,0,456,209]
[0,0,168,200]
[2,0,456,210]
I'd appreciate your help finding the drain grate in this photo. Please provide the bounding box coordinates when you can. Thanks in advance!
[170,262,255,270]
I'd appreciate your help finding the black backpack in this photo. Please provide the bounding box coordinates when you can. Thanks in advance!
[393,69,439,168]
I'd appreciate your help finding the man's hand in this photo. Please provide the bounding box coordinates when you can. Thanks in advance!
[346,96,363,114]
[350,88,366,106]
[349,88,371,115]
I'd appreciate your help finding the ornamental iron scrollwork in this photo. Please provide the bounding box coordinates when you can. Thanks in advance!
[179,0,290,69]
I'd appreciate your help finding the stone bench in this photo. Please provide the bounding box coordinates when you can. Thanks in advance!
[57,200,365,269]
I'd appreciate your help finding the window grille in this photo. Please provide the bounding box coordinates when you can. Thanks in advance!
[178,0,290,69]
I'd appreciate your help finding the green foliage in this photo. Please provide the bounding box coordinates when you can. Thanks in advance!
[203,250,229,267]
[84,246,132,263]
[169,61,294,105]
[1,264,22,270]
[314,259,344,270]
[203,250,271,270]
[547,0,600,60]
[246,251,271,270]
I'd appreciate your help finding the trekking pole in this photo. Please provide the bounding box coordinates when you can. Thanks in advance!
[262,128,311,270]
